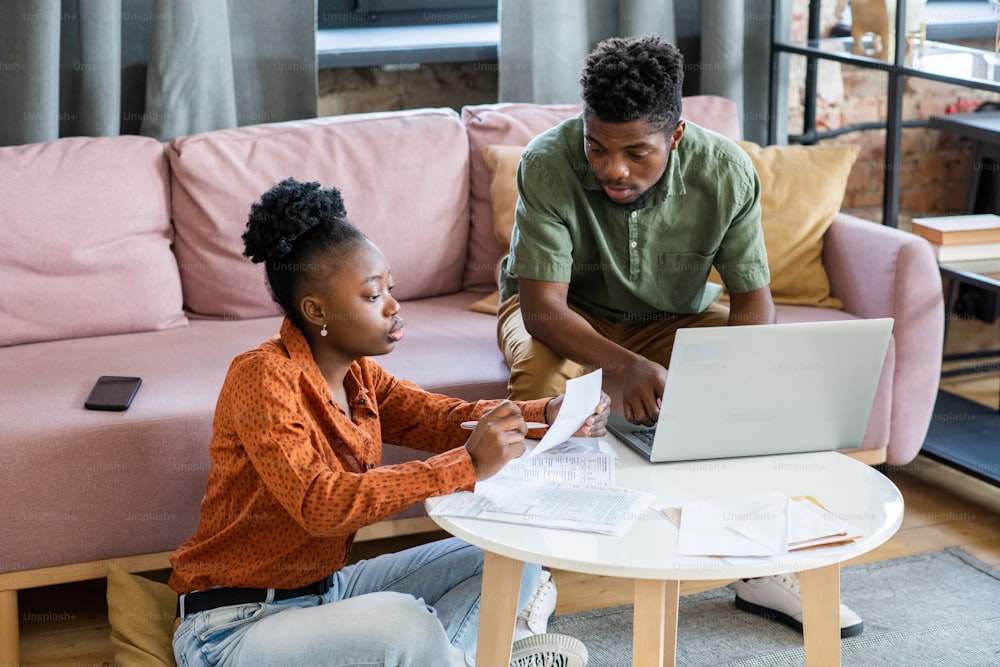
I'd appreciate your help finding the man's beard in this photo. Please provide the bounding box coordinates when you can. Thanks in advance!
[603,166,667,212]
[607,187,654,211]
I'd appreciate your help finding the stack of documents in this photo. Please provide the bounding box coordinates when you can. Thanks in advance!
[429,469,653,536]
[665,491,862,558]
[430,369,655,536]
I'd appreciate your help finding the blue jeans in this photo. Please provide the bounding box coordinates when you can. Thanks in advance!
[173,537,541,667]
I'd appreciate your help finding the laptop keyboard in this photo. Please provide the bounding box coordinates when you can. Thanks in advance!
[634,429,656,446]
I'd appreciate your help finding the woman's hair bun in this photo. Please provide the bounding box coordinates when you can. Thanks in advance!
[242,177,347,263]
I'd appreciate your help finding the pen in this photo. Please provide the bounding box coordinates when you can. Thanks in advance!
[460,421,548,430]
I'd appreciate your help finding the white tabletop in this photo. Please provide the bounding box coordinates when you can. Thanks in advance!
[426,442,905,581]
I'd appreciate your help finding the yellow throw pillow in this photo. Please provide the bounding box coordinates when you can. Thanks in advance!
[482,144,526,248]
[106,562,177,667]
[475,145,528,315]
[729,141,860,309]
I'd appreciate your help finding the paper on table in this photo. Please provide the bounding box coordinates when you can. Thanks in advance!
[429,479,654,536]
[671,492,863,557]
[786,496,861,549]
[528,368,603,457]
[675,492,789,557]
[497,449,615,487]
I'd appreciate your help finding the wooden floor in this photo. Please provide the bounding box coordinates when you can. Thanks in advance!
[16,330,1000,665]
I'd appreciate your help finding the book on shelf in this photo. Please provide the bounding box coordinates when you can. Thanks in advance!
[911,214,1000,246]
[929,240,1000,262]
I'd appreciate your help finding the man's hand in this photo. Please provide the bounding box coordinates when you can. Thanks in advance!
[464,400,528,480]
[545,391,612,437]
[606,357,667,426]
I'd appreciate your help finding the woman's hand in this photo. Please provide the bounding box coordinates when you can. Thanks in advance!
[545,391,612,438]
[464,400,527,481]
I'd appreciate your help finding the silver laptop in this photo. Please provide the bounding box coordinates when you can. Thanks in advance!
[607,318,893,462]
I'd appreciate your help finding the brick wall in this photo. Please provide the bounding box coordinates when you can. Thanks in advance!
[317,62,498,117]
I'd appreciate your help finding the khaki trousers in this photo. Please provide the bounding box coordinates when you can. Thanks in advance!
[497,294,730,400]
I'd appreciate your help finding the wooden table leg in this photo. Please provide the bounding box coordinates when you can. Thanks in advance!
[0,589,18,667]
[799,564,841,667]
[477,551,524,667]
[632,578,679,667]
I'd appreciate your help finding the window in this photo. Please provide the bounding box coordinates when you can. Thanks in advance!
[317,0,498,68]
[834,1,999,42]
[318,0,496,30]
[923,0,998,41]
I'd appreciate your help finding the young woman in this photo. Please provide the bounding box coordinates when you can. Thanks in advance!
[169,178,605,667]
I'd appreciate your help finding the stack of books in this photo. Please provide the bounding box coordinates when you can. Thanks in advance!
[910,214,1000,262]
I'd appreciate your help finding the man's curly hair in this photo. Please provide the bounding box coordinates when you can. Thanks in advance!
[242,177,366,331]
[580,34,684,133]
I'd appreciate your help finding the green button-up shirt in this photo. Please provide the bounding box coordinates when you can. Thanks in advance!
[498,115,770,320]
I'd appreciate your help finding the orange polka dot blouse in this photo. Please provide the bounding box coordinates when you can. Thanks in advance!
[169,318,550,594]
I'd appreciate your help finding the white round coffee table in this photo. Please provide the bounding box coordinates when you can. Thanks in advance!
[426,443,904,666]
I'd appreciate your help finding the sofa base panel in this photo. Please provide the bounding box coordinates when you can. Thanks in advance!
[0,516,444,666]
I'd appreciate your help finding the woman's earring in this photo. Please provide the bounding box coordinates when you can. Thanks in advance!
[320,321,328,337]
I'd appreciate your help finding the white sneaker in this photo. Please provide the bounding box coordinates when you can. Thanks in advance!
[514,570,558,641]
[735,574,864,638]
[509,633,588,667]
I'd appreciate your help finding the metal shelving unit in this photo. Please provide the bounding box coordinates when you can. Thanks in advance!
[768,0,1000,227]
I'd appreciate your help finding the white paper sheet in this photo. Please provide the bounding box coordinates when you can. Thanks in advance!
[786,497,859,549]
[497,450,615,487]
[676,492,790,557]
[672,492,863,558]
[528,368,603,457]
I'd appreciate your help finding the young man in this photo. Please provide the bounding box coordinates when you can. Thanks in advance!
[497,35,863,638]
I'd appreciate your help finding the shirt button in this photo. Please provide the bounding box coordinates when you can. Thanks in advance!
[630,211,638,220]
[630,241,638,249]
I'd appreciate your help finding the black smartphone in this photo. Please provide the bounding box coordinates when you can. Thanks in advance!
[84,376,142,411]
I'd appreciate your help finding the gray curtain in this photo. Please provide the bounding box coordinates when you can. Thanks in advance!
[497,0,774,143]
[0,0,317,146]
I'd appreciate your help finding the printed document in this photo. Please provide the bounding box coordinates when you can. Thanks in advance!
[429,434,652,536]
[429,479,653,536]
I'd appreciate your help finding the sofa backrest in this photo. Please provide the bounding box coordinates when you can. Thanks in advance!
[169,107,471,319]
[459,95,742,293]
[0,135,187,346]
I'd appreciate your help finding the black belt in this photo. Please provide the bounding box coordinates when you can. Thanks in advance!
[176,575,333,619]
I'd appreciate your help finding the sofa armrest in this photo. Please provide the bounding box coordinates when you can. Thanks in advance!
[822,212,945,465]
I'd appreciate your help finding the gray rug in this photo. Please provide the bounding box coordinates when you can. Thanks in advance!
[547,547,1000,666]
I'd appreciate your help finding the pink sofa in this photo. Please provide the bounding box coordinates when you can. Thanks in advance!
[0,97,943,662]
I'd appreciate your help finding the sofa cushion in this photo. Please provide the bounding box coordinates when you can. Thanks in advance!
[0,136,187,346]
[461,96,743,294]
[106,564,175,667]
[169,108,471,319]
[462,103,583,294]
[730,141,860,309]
